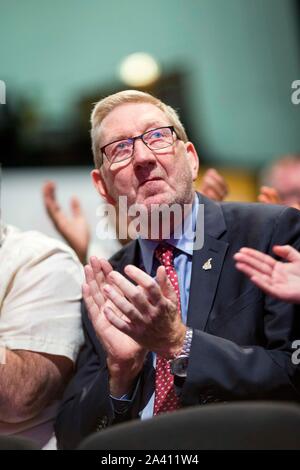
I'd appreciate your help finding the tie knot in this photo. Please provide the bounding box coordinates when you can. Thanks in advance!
[155,243,175,267]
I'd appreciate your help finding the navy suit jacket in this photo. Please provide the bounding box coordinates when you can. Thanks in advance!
[55,195,300,449]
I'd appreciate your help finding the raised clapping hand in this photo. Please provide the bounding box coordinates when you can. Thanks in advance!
[234,245,300,303]
[102,265,186,359]
[83,260,186,360]
[83,258,145,360]
[200,168,229,202]
[258,186,300,211]
[43,181,90,264]
[83,259,186,396]
[258,186,282,205]
[83,257,147,396]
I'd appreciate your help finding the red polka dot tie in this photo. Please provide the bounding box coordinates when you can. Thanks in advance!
[153,243,181,415]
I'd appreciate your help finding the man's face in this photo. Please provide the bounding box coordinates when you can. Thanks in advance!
[92,102,199,211]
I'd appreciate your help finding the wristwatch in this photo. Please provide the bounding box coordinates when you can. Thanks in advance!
[170,327,193,377]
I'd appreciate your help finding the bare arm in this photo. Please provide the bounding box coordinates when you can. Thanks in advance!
[0,349,72,423]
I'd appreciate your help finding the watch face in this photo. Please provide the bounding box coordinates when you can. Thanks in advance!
[170,355,189,377]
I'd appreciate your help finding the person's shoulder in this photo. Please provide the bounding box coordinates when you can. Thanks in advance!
[199,192,295,219]
[108,239,138,269]
[217,201,300,236]
[3,225,80,263]
[219,201,297,219]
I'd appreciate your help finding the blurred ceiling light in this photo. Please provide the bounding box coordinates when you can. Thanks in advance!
[119,52,161,87]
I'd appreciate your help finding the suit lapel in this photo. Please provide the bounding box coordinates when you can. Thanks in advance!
[111,239,140,276]
[187,194,229,331]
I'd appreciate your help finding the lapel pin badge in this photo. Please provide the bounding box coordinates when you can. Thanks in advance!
[202,257,212,270]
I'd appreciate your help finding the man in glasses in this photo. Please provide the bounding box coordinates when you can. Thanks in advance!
[41,163,228,264]
[55,90,300,449]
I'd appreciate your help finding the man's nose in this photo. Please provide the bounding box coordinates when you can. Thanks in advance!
[132,139,156,168]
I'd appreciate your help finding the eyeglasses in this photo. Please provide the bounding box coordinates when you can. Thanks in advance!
[100,126,177,166]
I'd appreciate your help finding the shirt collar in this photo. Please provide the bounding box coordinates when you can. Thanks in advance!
[138,194,198,274]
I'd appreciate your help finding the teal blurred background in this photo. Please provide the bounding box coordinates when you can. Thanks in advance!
[1,0,300,243]
[1,0,300,168]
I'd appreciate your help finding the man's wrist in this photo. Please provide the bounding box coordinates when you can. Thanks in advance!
[178,327,193,357]
[109,371,139,398]
[170,327,193,377]
[160,324,187,360]
[107,355,146,398]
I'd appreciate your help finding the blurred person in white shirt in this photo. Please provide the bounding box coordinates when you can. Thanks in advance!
[0,224,84,449]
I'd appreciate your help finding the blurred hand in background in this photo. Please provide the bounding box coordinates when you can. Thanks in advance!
[234,245,300,304]
[43,181,90,264]
[258,185,300,210]
[199,168,229,201]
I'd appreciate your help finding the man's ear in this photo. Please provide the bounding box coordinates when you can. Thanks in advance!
[91,169,116,205]
[185,142,200,181]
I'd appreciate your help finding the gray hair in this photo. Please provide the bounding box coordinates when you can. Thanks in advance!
[90,89,188,168]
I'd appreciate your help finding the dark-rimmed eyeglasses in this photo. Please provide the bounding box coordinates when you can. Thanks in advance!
[100,126,178,166]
